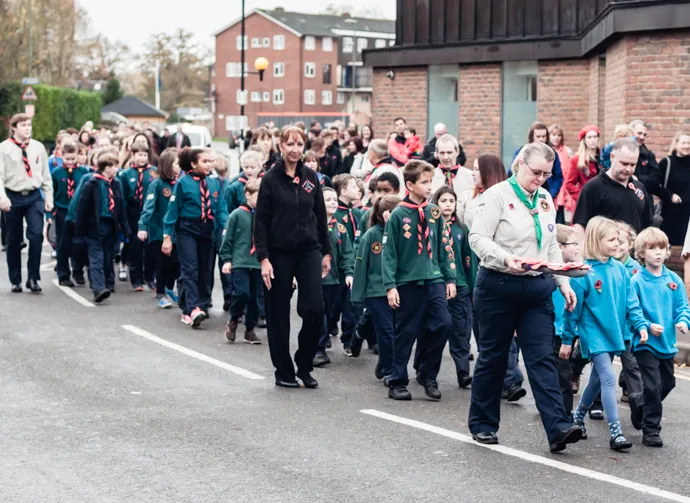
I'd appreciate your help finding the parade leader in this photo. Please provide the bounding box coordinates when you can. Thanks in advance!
[0,113,53,293]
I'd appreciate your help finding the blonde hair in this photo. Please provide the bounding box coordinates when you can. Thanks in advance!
[634,227,671,263]
[616,221,637,251]
[583,216,619,261]
[549,124,565,146]
[215,155,229,176]
[668,131,690,155]
[240,150,262,168]
[613,124,633,139]
[556,224,576,245]
[577,132,599,173]
[244,177,261,195]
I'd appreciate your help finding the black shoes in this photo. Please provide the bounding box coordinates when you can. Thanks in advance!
[73,275,86,286]
[642,433,663,447]
[610,434,632,451]
[423,380,442,400]
[25,279,41,293]
[222,299,231,312]
[458,374,473,389]
[257,317,267,328]
[389,385,412,400]
[325,337,332,349]
[225,320,238,342]
[275,378,300,388]
[503,384,527,402]
[313,353,331,367]
[350,331,364,357]
[469,353,475,361]
[589,408,604,420]
[573,421,588,440]
[297,372,318,389]
[472,432,498,445]
[11,284,22,293]
[629,393,644,430]
[374,364,384,380]
[93,290,111,304]
[549,425,583,453]
[329,327,339,336]
[59,278,75,287]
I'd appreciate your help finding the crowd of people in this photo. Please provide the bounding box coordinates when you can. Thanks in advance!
[1,112,689,454]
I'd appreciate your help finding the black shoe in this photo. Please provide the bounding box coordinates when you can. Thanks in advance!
[374,364,384,380]
[313,354,331,367]
[297,372,318,389]
[59,278,75,287]
[147,280,156,291]
[20,241,27,250]
[275,378,300,388]
[505,384,527,402]
[469,353,475,361]
[73,275,86,286]
[388,385,412,400]
[423,380,442,400]
[382,376,392,388]
[573,421,588,440]
[629,392,644,430]
[350,331,364,358]
[610,433,632,451]
[11,284,22,293]
[472,432,498,445]
[325,337,332,349]
[589,408,604,420]
[549,425,583,453]
[415,372,425,387]
[25,279,42,293]
[93,290,111,304]
[1,244,6,252]
[458,374,473,389]
[222,298,231,312]
[108,287,115,293]
[642,433,663,447]
[343,347,353,357]
[371,343,379,354]
[257,317,267,328]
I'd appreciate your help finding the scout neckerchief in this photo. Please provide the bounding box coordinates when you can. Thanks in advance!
[192,175,214,222]
[440,165,459,187]
[134,165,149,205]
[508,175,542,250]
[444,215,456,250]
[9,138,32,177]
[399,197,432,257]
[67,167,75,199]
[93,174,114,213]
[337,201,357,235]
[239,204,256,255]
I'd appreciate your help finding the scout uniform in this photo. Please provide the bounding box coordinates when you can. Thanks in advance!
[431,165,474,198]
[65,173,94,284]
[382,198,455,396]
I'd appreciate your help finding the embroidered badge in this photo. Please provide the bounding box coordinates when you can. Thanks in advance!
[403,217,412,224]
[213,191,219,198]
[430,207,441,219]
[302,179,315,193]
[130,177,136,182]
[146,193,154,200]
[337,223,347,234]
[594,279,603,293]
[450,262,456,270]
[508,203,515,211]
[382,236,387,244]
[402,224,411,231]
[403,231,412,239]
[429,219,436,224]
[540,200,550,212]
[548,224,554,232]
[169,195,175,202]
[163,188,172,197]
[635,188,645,200]
[465,256,471,268]
[371,242,382,254]
[355,230,361,237]
[669,282,678,291]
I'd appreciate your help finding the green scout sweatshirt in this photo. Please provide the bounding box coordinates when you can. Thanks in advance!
[219,205,260,270]
[352,223,387,303]
[322,217,354,286]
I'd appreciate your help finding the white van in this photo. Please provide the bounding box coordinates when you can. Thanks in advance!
[166,124,212,148]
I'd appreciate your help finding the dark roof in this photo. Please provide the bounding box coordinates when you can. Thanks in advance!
[101,96,165,118]
[258,9,395,37]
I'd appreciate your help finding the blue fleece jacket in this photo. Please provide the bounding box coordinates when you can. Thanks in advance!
[553,290,566,338]
[620,255,643,342]
[631,265,690,358]
[562,258,648,358]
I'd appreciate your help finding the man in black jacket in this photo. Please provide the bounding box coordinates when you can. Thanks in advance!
[167,124,191,149]
[422,123,466,167]
[629,119,660,195]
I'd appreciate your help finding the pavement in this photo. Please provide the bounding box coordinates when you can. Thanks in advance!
[2,242,690,503]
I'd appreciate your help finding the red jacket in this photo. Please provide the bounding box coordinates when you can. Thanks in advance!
[566,154,599,204]
[388,136,409,166]
[405,136,422,158]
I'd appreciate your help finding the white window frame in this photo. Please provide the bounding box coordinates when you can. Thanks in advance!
[304,62,316,78]
[342,37,354,53]
[357,38,368,53]
[273,34,285,50]
[389,40,395,47]
[273,89,285,105]
[336,92,346,105]
[250,91,261,102]
[322,37,333,52]
[251,37,261,48]
[226,62,237,78]
[236,35,248,50]
[273,62,285,78]
[236,89,247,105]
[262,37,271,48]
[321,90,332,105]
[262,91,270,103]
[304,89,316,105]
[375,39,386,48]
[304,36,316,51]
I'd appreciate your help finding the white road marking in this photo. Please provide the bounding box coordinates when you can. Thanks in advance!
[41,252,53,258]
[40,260,57,271]
[360,409,690,503]
[52,279,94,307]
[122,325,265,380]
[613,359,690,383]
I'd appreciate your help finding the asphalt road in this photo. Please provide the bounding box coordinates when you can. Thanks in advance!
[2,244,690,503]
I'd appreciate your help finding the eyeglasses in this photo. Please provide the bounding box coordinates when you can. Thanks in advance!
[524,162,552,180]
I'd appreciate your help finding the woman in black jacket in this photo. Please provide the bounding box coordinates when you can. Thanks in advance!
[254,126,332,388]
[658,131,690,245]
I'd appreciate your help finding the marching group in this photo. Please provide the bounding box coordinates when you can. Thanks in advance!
[1,112,689,454]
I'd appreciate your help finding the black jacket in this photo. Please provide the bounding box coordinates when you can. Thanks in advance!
[254,159,331,261]
[75,177,130,238]
[421,136,467,167]
[326,143,343,177]
[167,132,191,149]
[634,144,661,196]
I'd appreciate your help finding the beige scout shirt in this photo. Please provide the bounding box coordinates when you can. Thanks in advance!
[457,188,483,229]
[431,166,474,200]
[0,138,52,207]
[469,179,568,287]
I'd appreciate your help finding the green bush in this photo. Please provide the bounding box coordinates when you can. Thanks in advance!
[0,82,102,143]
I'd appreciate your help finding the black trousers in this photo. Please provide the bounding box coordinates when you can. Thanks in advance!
[150,240,179,295]
[0,211,7,247]
[634,350,675,435]
[553,337,574,414]
[230,268,261,331]
[127,209,155,287]
[87,220,117,294]
[176,220,214,315]
[55,208,72,280]
[5,189,44,285]
[265,247,323,381]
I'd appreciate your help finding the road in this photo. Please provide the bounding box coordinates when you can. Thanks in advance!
[2,244,690,503]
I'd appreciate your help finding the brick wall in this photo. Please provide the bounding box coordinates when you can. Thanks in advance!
[458,64,502,166]
[372,67,428,143]
[604,38,628,141]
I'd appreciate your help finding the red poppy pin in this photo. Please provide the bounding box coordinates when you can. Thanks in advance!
[213,191,219,198]
[594,279,603,293]
[632,268,639,275]
[508,203,515,211]
[293,176,300,184]
[628,182,635,190]
[669,282,678,291]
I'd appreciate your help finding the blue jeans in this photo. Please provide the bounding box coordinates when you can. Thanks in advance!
[577,352,618,424]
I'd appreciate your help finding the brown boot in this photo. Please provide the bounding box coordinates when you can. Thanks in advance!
[225,320,238,342]
[243,330,262,345]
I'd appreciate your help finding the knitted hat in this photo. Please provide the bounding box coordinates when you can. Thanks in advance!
[579,125,600,141]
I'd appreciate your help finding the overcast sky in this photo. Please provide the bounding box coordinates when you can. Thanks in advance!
[77,0,396,52]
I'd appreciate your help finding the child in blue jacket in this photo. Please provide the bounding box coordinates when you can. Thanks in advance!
[561,216,649,451]
[630,227,690,447]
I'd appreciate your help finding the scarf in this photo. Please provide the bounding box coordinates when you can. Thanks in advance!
[9,138,32,177]
[508,175,542,250]
[67,168,75,199]
[328,217,341,246]
[239,205,256,254]
[399,198,431,257]
[192,175,214,222]
[440,165,459,187]
[93,174,114,212]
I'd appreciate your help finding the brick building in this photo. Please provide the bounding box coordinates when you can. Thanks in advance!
[212,8,394,133]
[364,0,690,169]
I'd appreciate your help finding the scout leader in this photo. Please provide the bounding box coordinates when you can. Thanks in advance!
[382,160,456,402]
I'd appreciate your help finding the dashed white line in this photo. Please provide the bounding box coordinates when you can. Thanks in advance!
[360,409,690,503]
[122,325,265,380]
[52,279,94,307]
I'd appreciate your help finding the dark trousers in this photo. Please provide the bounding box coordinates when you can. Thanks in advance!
[265,247,323,381]
[126,210,146,287]
[318,284,340,352]
[365,296,395,377]
[447,286,471,377]
[504,338,524,390]
[390,282,451,386]
[230,268,261,330]
[354,304,377,346]
[150,240,179,295]
[176,220,214,315]
[87,220,117,294]
[0,211,7,247]
[619,341,644,396]
[634,351,676,435]
[553,337,574,414]
[210,243,233,301]
[5,190,44,285]
[55,208,73,280]
[72,235,88,278]
[469,269,571,443]
[336,285,357,348]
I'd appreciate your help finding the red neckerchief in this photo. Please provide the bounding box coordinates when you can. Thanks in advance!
[337,201,357,235]
[66,167,75,199]
[441,165,460,186]
[239,204,255,254]
[192,175,214,222]
[444,215,456,250]
[399,198,431,257]
[169,176,178,186]
[134,165,149,204]
[93,174,114,212]
[9,138,32,177]
[238,177,248,185]
[328,217,341,245]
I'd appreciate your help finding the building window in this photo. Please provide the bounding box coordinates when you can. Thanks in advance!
[262,37,270,48]
[322,37,333,51]
[273,62,285,78]
[342,37,354,53]
[322,90,332,105]
[273,35,285,50]
[361,95,369,102]
[236,35,248,50]
[337,92,346,105]
[251,37,261,48]
[304,90,315,105]
[225,62,248,78]
[273,89,285,105]
[389,40,395,47]
[305,36,316,51]
[251,91,261,102]
[426,65,459,145]
[236,89,247,105]
[322,64,332,84]
[375,39,386,48]
[501,61,538,169]
[263,91,270,102]
[357,38,368,53]
[304,62,316,78]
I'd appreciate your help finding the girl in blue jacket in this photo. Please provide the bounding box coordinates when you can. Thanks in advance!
[561,216,649,451]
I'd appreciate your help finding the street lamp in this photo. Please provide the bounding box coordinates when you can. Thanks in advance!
[254,57,269,81]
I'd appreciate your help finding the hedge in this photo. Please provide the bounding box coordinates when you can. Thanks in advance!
[0,82,102,143]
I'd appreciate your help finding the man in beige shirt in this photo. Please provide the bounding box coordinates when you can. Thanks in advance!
[0,113,53,292]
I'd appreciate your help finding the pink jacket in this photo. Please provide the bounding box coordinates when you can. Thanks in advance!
[553,144,575,212]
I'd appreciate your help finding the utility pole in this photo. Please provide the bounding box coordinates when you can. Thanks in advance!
[155,60,161,110]
[350,38,356,121]
[240,0,246,145]
[28,0,33,77]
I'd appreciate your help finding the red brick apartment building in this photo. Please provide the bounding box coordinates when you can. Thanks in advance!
[364,0,690,169]
[213,8,394,133]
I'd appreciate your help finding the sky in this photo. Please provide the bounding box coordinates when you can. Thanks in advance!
[76,0,397,52]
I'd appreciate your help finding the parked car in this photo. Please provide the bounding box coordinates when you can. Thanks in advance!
[165,124,212,148]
